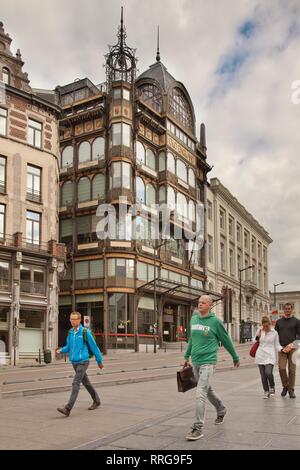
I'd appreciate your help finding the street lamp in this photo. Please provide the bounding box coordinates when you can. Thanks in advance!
[239,265,254,343]
[153,240,168,353]
[273,282,285,310]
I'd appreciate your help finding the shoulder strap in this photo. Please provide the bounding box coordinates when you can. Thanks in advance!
[83,327,87,343]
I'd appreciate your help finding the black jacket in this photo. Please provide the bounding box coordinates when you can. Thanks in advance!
[275,316,300,347]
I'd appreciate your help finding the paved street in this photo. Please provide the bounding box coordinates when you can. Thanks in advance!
[0,348,299,450]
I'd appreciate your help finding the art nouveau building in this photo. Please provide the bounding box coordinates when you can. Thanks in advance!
[0,22,65,363]
[57,15,213,351]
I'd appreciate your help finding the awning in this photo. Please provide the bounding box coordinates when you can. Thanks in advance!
[137,278,223,303]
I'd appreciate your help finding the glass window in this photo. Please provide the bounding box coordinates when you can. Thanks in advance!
[78,141,91,163]
[167,186,175,210]
[123,89,130,100]
[113,88,122,100]
[75,261,89,280]
[0,108,7,136]
[26,211,40,245]
[92,137,105,160]
[0,204,5,239]
[61,181,73,206]
[169,87,193,131]
[136,177,145,203]
[146,184,155,206]
[28,119,42,148]
[159,152,165,172]
[92,174,105,200]
[77,177,91,202]
[111,161,121,188]
[177,160,187,183]
[112,123,121,146]
[146,149,156,170]
[136,141,145,165]
[61,146,73,168]
[0,156,6,193]
[59,219,72,243]
[208,235,213,264]
[2,68,10,85]
[189,168,195,187]
[237,223,241,243]
[90,259,104,278]
[244,230,249,249]
[123,123,131,147]
[207,200,212,220]
[159,186,166,204]
[229,217,234,237]
[138,84,162,112]
[177,192,187,219]
[167,152,175,174]
[123,162,131,189]
[34,268,44,284]
[0,261,9,289]
[188,200,195,222]
[230,249,234,275]
[27,165,41,202]
[220,208,225,230]
[220,242,226,271]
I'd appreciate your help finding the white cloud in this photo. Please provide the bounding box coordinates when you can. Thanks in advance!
[1,0,299,291]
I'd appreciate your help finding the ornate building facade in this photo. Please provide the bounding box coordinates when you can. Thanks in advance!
[57,14,213,351]
[0,22,65,364]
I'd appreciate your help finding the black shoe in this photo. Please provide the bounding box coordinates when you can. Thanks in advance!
[289,389,296,399]
[281,387,288,397]
[57,406,70,416]
[215,410,227,425]
[88,401,101,410]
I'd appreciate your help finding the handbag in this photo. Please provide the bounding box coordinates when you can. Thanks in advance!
[249,341,259,358]
[177,366,197,392]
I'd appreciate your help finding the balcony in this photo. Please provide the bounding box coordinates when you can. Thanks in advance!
[244,279,258,294]
[22,238,49,254]
[75,278,104,289]
[26,189,41,203]
[107,277,135,289]
[20,280,46,296]
[108,146,133,162]
[107,188,133,205]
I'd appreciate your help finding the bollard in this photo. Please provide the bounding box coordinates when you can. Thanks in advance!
[146,343,148,353]
[38,349,41,364]
[181,342,183,352]
[164,342,167,352]
[64,353,66,362]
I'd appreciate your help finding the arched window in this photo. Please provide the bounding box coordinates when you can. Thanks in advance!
[169,87,193,131]
[177,159,187,183]
[146,184,156,206]
[61,146,73,167]
[138,84,162,113]
[167,152,175,174]
[189,168,195,187]
[2,68,10,85]
[177,192,188,219]
[136,141,145,165]
[92,137,105,160]
[136,177,145,204]
[92,174,105,200]
[146,149,155,170]
[159,151,165,172]
[61,181,73,206]
[77,177,91,202]
[78,141,91,163]
[167,186,175,210]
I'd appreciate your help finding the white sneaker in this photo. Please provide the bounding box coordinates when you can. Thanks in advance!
[263,392,270,399]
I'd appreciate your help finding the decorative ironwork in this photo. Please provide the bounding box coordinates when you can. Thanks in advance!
[105,7,137,89]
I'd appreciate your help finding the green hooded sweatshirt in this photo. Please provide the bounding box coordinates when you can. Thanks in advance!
[184,311,239,366]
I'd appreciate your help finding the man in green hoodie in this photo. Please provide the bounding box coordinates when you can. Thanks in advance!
[184,295,240,440]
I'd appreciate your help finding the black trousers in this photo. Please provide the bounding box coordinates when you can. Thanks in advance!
[258,364,275,392]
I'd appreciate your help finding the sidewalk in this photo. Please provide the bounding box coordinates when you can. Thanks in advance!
[0,361,299,449]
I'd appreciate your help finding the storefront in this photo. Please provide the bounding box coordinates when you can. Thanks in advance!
[18,309,46,357]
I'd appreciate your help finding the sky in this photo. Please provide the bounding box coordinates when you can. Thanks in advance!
[1,0,300,292]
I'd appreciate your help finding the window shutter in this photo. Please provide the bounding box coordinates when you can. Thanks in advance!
[61,182,73,206]
[75,261,89,279]
[78,177,91,202]
[60,219,72,237]
[90,259,104,278]
[92,174,105,200]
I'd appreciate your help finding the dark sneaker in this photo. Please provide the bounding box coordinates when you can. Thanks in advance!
[185,428,204,441]
[269,388,275,396]
[281,387,288,397]
[289,389,296,399]
[88,401,101,410]
[57,407,70,417]
[215,410,227,425]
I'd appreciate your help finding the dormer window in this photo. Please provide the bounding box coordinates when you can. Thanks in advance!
[1,68,9,85]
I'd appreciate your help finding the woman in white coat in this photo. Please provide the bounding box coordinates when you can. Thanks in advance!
[255,316,283,398]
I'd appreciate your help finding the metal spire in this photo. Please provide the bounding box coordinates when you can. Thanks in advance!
[156,25,160,62]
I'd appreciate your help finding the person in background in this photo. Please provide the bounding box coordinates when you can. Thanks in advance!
[255,316,283,399]
[275,303,300,398]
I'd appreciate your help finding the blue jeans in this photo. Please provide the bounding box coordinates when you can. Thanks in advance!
[192,364,226,431]
[66,361,100,410]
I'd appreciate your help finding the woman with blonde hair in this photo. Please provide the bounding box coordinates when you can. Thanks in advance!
[255,316,283,398]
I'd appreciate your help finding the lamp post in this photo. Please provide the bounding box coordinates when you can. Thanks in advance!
[153,240,167,353]
[274,282,284,310]
[239,265,254,343]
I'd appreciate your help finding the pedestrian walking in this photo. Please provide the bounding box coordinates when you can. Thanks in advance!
[183,295,240,441]
[56,311,104,416]
[275,303,300,398]
[255,316,282,399]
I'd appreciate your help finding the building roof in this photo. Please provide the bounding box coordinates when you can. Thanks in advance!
[137,61,176,92]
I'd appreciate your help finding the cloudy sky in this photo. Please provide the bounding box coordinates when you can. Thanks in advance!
[2,0,300,292]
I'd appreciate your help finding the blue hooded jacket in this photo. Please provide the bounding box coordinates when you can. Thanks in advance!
[60,324,103,365]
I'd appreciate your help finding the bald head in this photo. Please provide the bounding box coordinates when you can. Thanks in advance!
[198,295,213,317]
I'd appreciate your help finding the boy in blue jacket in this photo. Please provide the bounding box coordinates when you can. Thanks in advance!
[56,311,104,416]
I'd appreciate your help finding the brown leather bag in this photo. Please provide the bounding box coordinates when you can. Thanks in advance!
[177,365,197,392]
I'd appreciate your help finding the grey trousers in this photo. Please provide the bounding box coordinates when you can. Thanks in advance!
[258,364,275,392]
[66,362,100,410]
[192,364,226,431]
